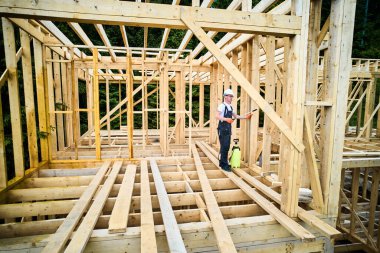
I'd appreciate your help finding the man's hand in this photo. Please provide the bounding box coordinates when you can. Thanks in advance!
[225,118,234,124]
[246,113,252,119]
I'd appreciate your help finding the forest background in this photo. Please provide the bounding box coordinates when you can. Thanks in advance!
[0,0,379,177]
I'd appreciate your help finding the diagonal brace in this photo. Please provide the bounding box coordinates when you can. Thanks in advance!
[181,11,304,152]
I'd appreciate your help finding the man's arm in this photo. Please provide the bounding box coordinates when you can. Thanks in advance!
[233,112,252,119]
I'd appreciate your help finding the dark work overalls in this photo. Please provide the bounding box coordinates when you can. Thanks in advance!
[217,105,233,169]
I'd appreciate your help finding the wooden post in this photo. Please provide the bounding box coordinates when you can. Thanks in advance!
[356,85,363,136]
[53,52,64,151]
[262,36,275,173]
[159,53,169,156]
[127,55,134,158]
[2,18,25,176]
[240,44,248,161]
[279,0,310,217]
[86,69,93,146]
[209,64,218,145]
[249,36,260,166]
[93,48,101,159]
[305,0,322,130]
[33,38,48,161]
[61,62,69,147]
[46,48,57,159]
[106,72,111,145]
[0,92,7,188]
[231,50,238,140]
[363,78,376,138]
[320,0,357,216]
[65,61,73,147]
[20,30,38,168]
[199,83,204,128]
[175,71,185,144]
[70,49,79,159]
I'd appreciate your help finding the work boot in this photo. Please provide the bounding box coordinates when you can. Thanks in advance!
[220,166,231,172]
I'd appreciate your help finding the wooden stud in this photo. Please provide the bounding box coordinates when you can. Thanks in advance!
[46,47,58,160]
[2,18,25,176]
[0,91,7,188]
[199,83,204,128]
[53,52,65,151]
[175,71,185,144]
[127,55,134,158]
[20,30,38,168]
[93,48,101,160]
[249,36,260,166]
[279,0,310,217]
[320,0,357,216]
[71,49,79,159]
[33,39,49,161]
[106,73,111,145]
[262,36,275,173]
[363,79,376,138]
[61,62,70,147]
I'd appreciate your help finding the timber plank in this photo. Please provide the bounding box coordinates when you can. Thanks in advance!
[140,160,158,253]
[192,144,236,253]
[108,164,137,233]
[150,158,187,253]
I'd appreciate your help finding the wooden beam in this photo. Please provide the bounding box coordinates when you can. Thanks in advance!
[93,48,101,159]
[2,18,25,177]
[320,0,357,216]
[140,160,158,252]
[41,161,112,253]
[192,145,236,253]
[0,90,6,188]
[150,158,187,252]
[108,164,136,233]
[20,30,38,168]
[53,52,65,151]
[65,161,122,253]
[33,39,49,161]
[278,0,309,217]
[127,56,134,158]
[317,15,330,48]
[0,0,301,35]
[95,24,117,62]
[181,14,304,152]
[262,35,275,173]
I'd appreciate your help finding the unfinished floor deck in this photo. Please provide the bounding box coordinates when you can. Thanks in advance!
[0,140,339,252]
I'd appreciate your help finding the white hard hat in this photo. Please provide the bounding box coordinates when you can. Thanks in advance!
[223,89,234,96]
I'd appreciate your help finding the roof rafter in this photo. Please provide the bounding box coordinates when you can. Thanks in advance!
[171,0,214,62]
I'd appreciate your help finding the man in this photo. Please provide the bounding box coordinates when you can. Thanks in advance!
[216,89,252,172]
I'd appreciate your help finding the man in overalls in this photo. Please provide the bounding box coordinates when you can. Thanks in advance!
[216,89,252,171]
